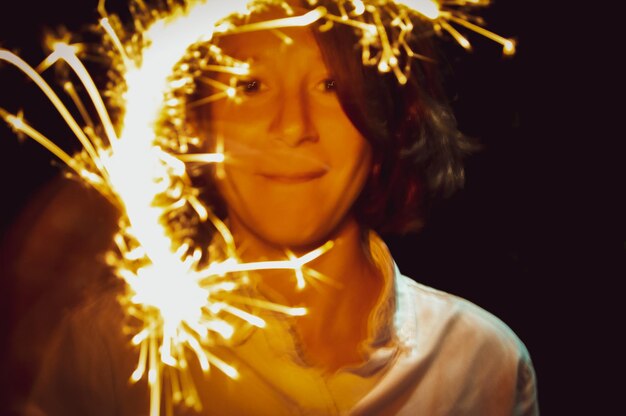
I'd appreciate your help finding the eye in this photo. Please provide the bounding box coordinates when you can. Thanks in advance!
[316,78,337,93]
[236,78,265,94]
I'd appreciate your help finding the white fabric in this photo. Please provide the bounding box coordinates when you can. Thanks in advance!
[351,273,538,415]
[194,234,539,415]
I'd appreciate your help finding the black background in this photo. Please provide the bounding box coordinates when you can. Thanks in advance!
[0,1,616,414]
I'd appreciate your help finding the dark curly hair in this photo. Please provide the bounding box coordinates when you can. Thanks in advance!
[310,0,476,234]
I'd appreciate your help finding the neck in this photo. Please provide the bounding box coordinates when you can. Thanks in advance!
[229,215,385,371]
[230,216,379,300]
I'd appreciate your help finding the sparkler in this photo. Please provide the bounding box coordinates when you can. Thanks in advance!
[1,0,513,414]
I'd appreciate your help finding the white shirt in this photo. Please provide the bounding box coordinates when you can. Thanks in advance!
[191,233,539,415]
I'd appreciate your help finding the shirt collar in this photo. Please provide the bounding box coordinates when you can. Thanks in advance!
[364,231,398,349]
[339,231,399,377]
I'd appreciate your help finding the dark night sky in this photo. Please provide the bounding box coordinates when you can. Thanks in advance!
[0,1,615,414]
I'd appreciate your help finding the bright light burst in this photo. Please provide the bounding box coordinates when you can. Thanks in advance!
[1,0,513,414]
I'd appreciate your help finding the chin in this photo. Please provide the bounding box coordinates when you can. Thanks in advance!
[227,200,355,254]
[251,221,332,252]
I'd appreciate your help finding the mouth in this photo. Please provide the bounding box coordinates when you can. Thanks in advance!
[258,170,326,184]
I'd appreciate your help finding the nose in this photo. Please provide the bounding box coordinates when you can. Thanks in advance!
[268,88,319,147]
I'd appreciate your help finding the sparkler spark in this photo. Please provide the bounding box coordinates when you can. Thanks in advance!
[1,0,513,414]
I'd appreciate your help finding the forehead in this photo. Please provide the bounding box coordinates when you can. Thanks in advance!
[214,5,324,65]
[215,26,323,65]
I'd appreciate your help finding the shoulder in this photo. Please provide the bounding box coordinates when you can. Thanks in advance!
[396,274,528,358]
[28,284,148,415]
[394,274,539,415]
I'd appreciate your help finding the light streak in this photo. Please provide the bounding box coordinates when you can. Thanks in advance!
[1,1,513,415]
[0,108,74,168]
[175,153,226,163]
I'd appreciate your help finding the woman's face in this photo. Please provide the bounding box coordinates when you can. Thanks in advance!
[203,23,372,250]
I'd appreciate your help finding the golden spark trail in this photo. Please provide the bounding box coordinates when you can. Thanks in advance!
[0,50,106,176]
[175,153,226,163]
[0,108,74,168]
[224,6,328,34]
[63,82,96,130]
[52,45,120,147]
[201,240,334,277]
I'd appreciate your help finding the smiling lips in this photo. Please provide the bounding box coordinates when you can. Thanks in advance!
[258,170,326,184]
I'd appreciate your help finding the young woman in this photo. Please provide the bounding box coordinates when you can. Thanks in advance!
[19,1,538,415]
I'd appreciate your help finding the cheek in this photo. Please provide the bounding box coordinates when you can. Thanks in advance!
[332,137,373,210]
[319,113,373,191]
[214,144,372,248]
[202,102,373,247]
